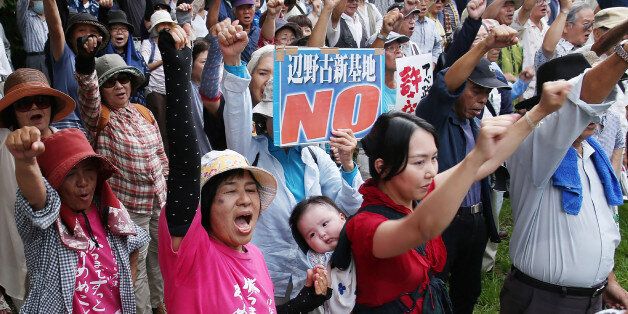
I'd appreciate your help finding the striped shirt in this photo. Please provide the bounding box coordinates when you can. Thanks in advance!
[17,0,49,53]
[76,70,169,214]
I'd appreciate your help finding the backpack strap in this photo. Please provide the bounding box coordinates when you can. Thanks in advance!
[148,39,156,65]
[306,146,318,166]
[96,103,155,133]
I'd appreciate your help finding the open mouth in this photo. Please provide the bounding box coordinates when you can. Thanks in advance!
[234,212,253,234]
[30,113,43,122]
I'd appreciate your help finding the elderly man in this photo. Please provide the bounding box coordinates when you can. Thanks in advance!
[17,0,49,76]
[501,45,628,313]
[327,0,368,47]
[534,0,593,69]
[415,24,517,314]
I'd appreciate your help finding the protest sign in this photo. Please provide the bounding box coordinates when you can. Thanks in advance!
[273,47,385,147]
[394,53,434,114]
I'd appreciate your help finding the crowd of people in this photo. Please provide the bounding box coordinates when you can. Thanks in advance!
[0,0,627,312]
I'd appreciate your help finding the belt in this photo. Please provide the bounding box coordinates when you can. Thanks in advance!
[512,267,607,298]
[458,202,482,214]
[25,51,46,56]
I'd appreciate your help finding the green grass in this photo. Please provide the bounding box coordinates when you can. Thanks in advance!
[473,200,628,314]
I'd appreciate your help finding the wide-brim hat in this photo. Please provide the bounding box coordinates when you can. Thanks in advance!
[107,10,135,33]
[148,10,176,36]
[515,53,591,111]
[468,58,510,90]
[200,150,278,212]
[65,12,110,52]
[0,68,75,123]
[96,54,146,90]
[37,128,118,190]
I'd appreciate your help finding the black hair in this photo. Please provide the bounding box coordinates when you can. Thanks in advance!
[287,15,312,30]
[1,96,61,129]
[290,35,310,47]
[199,168,261,233]
[289,196,344,253]
[192,38,210,61]
[361,111,438,182]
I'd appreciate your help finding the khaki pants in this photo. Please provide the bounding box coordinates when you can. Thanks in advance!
[129,209,164,313]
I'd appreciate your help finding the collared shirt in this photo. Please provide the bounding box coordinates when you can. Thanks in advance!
[507,73,619,287]
[415,68,499,240]
[510,8,548,98]
[76,71,169,214]
[17,0,48,53]
[327,13,364,48]
[15,180,148,313]
[593,111,626,157]
[401,40,421,57]
[510,8,548,71]
[141,39,166,95]
[534,38,575,70]
[410,17,443,63]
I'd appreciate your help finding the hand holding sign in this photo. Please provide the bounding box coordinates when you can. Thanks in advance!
[213,18,249,66]
[330,129,358,172]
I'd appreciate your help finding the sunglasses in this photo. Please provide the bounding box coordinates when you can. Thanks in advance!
[13,96,53,112]
[102,73,131,88]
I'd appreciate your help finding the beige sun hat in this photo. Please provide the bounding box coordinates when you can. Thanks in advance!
[148,10,176,37]
[200,150,277,211]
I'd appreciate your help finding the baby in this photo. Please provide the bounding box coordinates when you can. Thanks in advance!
[289,196,356,313]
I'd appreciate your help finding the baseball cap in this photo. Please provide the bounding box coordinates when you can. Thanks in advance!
[468,58,510,90]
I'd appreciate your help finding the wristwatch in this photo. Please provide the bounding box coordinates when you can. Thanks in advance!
[377,33,388,42]
[615,42,628,63]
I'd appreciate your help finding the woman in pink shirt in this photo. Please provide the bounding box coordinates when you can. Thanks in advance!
[157,26,330,313]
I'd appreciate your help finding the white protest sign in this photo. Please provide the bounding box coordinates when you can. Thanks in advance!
[394,53,434,114]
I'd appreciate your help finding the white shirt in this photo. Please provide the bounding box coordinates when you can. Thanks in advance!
[507,73,619,288]
[140,39,166,95]
[326,13,365,48]
[510,8,548,98]
[191,12,209,39]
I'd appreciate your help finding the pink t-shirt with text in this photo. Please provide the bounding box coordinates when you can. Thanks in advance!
[158,208,277,314]
[72,207,122,314]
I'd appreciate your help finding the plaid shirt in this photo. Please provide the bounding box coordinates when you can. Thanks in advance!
[76,71,169,214]
[15,180,149,313]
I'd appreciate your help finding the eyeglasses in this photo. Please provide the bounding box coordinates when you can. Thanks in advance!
[110,25,129,33]
[13,96,53,112]
[385,44,402,53]
[582,22,593,31]
[102,73,131,88]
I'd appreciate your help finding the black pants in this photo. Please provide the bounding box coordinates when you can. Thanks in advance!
[437,210,487,314]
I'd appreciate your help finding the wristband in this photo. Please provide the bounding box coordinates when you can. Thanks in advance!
[524,112,542,128]
[614,43,628,64]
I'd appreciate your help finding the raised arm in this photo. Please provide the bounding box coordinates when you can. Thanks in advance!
[159,26,199,242]
[590,19,628,56]
[371,116,512,258]
[580,42,628,104]
[514,0,536,26]
[6,127,47,210]
[308,0,340,47]
[474,80,571,178]
[199,34,223,115]
[207,0,222,30]
[540,0,571,58]
[260,0,283,43]
[44,0,66,61]
[444,24,518,92]
[370,9,402,48]
[74,35,104,137]
[216,19,257,159]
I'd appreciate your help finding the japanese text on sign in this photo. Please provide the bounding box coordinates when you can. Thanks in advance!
[274,47,385,147]
[394,54,434,114]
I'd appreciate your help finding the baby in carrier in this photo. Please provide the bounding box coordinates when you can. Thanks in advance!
[289,196,357,313]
